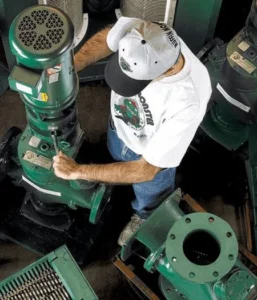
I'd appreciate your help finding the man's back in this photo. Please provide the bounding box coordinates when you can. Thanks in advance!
[110,35,212,168]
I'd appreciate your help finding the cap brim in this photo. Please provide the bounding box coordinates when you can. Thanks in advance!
[104,52,151,97]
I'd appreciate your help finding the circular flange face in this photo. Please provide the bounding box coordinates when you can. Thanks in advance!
[166,213,238,283]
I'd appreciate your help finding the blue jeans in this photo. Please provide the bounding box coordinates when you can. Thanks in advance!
[107,118,176,219]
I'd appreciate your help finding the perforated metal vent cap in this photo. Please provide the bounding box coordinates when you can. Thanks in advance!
[10,5,73,59]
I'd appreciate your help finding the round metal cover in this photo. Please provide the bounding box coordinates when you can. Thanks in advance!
[10,5,74,62]
[165,213,238,284]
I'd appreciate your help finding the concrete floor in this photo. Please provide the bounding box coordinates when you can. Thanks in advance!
[0,84,248,299]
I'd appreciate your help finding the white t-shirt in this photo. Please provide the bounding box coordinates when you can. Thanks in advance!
[110,38,212,168]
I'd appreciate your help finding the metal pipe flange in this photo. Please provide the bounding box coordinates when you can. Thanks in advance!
[165,212,238,283]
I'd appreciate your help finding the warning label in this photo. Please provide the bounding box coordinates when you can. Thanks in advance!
[36,92,48,102]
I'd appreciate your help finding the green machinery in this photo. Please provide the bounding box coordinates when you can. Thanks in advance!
[0,245,98,299]
[197,0,257,250]
[121,189,257,300]
[0,5,112,260]
[0,5,111,224]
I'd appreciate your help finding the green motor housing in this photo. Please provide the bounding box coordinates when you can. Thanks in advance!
[5,5,111,225]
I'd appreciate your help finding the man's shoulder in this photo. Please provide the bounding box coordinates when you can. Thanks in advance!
[164,89,200,120]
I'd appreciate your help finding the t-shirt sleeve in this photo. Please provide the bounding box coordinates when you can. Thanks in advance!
[143,105,200,168]
[107,17,144,52]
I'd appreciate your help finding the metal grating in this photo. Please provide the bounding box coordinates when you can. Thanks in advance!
[31,9,49,25]
[120,0,168,22]
[18,16,36,31]
[46,0,83,38]
[33,34,51,50]
[0,260,71,300]
[46,28,65,44]
[17,9,65,51]
[0,246,98,300]
[19,31,37,47]
[45,12,64,28]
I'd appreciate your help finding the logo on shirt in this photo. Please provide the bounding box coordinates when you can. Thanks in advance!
[120,57,133,72]
[114,95,154,130]
[114,98,144,130]
[138,93,154,126]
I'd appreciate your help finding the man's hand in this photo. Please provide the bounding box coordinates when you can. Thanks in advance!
[53,151,80,180]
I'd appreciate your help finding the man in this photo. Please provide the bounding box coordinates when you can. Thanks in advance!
[53,17,212,246]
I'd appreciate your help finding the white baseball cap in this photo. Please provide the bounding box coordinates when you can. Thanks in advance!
[104,17,181,97]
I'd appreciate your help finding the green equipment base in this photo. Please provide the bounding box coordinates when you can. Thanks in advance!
[0,177,110,266]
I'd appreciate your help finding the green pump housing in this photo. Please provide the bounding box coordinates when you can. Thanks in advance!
[5,5,111,224]
[198,0,257,251]
[121,189,257,300]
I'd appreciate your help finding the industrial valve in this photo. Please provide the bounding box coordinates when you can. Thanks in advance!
[120,189,257,300]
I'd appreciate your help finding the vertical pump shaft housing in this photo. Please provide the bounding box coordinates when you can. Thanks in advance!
[7,5,111,225]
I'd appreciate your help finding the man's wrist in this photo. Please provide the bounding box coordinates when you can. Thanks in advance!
[74,165,87,180]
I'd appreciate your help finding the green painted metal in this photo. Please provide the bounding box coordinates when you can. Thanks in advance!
[121,189,257,300]
[199,1,257,251]
[0,245,98,299]
[246,123,257,249]
[9,5,73,70]
[199,33,252,151]
[201,108,249,151]
[214,268,256,300]
[9,65,44,98]
[174,0,223,54]
[0,0,38,70]
[159,276,186,300]
[166,212,238,284]
[5,5,111,223]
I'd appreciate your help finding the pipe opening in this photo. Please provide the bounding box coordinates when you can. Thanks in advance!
[183,230,220,266]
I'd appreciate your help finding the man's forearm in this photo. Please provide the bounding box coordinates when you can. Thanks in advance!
[53,152,162,183]
[76,160,160,184]
[74,26,113,72]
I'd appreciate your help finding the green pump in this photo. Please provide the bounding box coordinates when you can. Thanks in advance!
[1,5,111,227]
